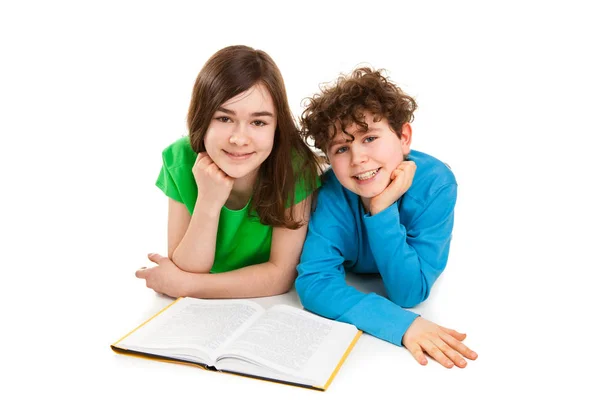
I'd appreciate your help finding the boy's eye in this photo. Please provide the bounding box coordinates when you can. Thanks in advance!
[364,136,377,143]
[335,146,348,154]
[216,116,232,123]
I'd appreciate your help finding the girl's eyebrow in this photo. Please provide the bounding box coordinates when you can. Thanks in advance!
[216,107,274,118]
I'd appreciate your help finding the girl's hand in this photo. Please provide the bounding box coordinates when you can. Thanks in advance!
[192,153,234,211]
[135,253,196,298]
[402,317,478,368]
[369,160,416,215]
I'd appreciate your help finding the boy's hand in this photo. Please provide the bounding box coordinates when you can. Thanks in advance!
[402,317,478,368]
[135,253,195,298]
[192,153,234,212]
[369,160,416,215]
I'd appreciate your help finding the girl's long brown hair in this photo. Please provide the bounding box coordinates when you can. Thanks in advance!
[187,45,320,229]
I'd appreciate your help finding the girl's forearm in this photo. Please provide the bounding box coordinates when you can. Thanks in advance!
[172,202,220,273]
[184,261,296,299]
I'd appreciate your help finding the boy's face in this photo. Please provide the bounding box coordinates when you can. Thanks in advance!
[326,112,411,202]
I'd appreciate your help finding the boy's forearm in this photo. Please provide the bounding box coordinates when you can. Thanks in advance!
[365,187,455,308]
[365,206,439,307]
[296,266,418,346]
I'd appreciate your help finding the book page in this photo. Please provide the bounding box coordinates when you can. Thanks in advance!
[117,298,264,364]
[216,305,358,384]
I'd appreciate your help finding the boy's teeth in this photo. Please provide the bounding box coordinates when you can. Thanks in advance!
[355,169,378,180]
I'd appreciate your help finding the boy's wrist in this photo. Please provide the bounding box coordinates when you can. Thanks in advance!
[368,202,393,216]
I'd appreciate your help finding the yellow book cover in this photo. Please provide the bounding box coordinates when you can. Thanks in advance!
[111,297,361,391]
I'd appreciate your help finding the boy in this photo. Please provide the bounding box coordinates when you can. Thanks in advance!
[296,67,477,368]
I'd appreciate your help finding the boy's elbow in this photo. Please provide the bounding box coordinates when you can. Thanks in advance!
[295,273,311,300]
[388,262,446,307]
[396,296,428,309]
[390,292,429,309]
[295,273,326,313]
[388,278,431,308]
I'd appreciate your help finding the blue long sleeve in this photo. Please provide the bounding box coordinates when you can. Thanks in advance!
[364,183,457,307]
[296,178,419,346]
[296,151,457,347]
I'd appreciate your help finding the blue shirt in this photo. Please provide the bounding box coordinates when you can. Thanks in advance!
[296,150,457,346]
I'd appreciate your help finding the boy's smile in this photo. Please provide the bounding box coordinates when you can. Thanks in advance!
[353,167,382,183]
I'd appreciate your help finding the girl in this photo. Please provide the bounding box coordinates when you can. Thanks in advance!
[135,45,321,299]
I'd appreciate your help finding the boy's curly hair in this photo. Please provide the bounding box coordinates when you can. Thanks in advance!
[300,67,417,155]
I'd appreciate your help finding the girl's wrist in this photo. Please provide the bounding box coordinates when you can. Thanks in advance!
[195,196,223,218]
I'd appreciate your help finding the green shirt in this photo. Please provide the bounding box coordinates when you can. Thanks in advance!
[156,136,318,273]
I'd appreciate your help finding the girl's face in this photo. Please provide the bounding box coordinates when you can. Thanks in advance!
[204,83,276,180]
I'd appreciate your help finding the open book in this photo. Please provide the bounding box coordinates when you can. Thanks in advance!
[111,297,361,391]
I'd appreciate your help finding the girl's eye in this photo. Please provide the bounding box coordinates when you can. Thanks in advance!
[335,146,348,154]
[252,120,267,127]
[364,136,377,143]
[216,116,232,123]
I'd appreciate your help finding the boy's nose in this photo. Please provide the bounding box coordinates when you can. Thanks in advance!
[350,148,368,165]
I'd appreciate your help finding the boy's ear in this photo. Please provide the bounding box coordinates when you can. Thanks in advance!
[400,123,412,156]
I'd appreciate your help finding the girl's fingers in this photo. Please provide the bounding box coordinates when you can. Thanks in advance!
[432,336,467,368]
[135,268,150,279]
[195,153,218,171]
[421,339,454,369]
[206,163,233,181]
[147,252,167,263]
[441,331,478,360]
[194,152,208,165]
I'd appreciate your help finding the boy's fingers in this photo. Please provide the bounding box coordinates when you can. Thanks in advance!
[441,332,478,360]
[441,327,467,341]
[404,341,428,365]
[432,337,467,368]
[401,160,417,169]
[422,339,453,369]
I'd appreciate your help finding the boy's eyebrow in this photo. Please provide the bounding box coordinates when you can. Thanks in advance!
[328,126,380,148]
[216,107,274,118]
[328,137,352,149]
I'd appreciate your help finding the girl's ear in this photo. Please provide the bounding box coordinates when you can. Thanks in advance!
[399,123,412,156]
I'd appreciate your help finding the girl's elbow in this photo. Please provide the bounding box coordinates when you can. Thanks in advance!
[270,272,295,295]
[267,263,297,295]
[171,257,211,274]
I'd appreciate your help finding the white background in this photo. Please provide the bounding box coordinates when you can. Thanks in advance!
[1,0,599,399]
